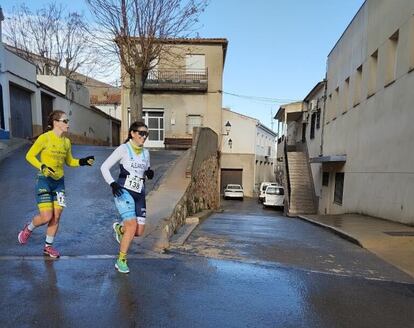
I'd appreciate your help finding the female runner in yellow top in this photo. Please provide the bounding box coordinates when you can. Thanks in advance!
[18,110,95,258]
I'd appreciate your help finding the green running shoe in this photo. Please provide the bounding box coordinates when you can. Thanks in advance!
[115,258,129,273]
[112,222,123,244]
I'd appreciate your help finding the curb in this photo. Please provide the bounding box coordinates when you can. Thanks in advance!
[297,215,363,247]
[169,210,212,247]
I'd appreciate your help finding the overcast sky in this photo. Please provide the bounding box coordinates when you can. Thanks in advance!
[3,0,365,129]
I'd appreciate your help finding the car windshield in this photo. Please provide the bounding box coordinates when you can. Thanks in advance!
[227,185,242,190]
[266,187,284,195]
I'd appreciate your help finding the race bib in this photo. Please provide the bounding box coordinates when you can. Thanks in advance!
[124,175,143,193]
[56,192,66,207]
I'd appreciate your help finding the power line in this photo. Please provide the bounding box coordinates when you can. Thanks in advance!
[221,91,300,104]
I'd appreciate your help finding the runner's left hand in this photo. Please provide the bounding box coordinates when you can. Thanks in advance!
[79,156,95,166]
[145,168,154,179]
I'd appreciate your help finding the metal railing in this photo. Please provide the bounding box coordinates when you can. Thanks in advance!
[146,68,208,83]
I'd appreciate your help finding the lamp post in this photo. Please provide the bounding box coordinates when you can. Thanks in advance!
[224,121,231,135]
[228,138,232,149]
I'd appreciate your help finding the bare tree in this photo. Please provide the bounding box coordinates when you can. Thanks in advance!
[4,2,96,79]
[86,0,208,122]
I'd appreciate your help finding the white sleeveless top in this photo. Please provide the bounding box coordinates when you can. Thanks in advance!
[100,142,150,190]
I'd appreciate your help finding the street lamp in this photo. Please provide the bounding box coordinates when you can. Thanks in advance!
[228,138,232,149]
[223,121,231,135]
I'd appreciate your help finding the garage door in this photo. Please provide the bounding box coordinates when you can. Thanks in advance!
[221,169,243,194]
[10,84,33,138]
[41,92,54,131]
[111,121,120,146]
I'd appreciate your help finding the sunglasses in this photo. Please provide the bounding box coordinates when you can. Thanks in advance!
[56,119,69,124]
[134,130,149,137]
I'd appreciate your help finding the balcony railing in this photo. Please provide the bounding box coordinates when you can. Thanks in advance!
[144,68,208,92]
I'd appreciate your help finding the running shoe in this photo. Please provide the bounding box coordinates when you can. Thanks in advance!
[115,258,129,273]
[112,222,123,244]
[43,245,60,258]
[18,223,32,244]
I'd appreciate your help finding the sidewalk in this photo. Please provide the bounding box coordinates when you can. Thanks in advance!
[0,138,29,163]
[298,213,414,278]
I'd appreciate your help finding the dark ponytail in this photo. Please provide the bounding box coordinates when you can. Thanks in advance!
[124,121,148,143]
[45,110,67,132]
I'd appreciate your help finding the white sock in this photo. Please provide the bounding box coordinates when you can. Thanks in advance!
[28,222,35,231]
[45,235,54,245]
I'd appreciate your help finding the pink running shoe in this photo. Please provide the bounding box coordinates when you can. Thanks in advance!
[43,245,60,258]
[18,223,32,244]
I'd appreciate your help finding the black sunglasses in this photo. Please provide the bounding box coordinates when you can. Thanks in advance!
[134,130,149,137]
[56,119,69,124]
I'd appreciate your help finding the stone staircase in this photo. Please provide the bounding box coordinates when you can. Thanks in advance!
[287,151,317,215]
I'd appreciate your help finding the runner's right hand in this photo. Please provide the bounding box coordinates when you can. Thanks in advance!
[110,182,123,197]
[41,164,56,178]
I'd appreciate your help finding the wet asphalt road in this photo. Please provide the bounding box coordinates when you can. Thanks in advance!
[0,147,414,327]
[0,145,182,256]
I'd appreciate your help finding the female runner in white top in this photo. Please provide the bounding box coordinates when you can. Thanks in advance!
[100,121,154,273]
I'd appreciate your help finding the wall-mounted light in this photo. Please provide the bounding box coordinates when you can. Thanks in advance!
[223,121,231,135]
[228,138,232,149]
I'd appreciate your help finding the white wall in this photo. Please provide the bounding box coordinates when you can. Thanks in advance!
[0,44,38,132]
[322,0,414,224]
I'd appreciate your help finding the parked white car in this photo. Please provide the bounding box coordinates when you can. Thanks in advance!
[258,182,277,203]
[263,185,284,209]
[223,184,244,200]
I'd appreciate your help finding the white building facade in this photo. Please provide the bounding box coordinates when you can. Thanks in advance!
[221,108,276,197]
[318,0,414,224]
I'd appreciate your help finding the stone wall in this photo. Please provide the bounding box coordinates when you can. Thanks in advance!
[164,127,219,239]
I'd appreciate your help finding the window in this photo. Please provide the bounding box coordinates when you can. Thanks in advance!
[187,115,202,134]
[334,172,344,205]
[326,94,332,122]
[185,54,205,73]
[333,87,339,119]
[310,112,316,139]
[385,30,399,85]
[353,65,362,107]
[145,111,164,141]
[322,172,329,186]
[316,108,321,129]
[368,50,378,96]
[343,77,349,112]
[410,15,414,70]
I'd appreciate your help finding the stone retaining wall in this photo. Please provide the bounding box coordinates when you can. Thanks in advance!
[163,127,219,240]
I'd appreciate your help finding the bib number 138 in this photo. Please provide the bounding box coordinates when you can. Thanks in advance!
[125,175,143,193]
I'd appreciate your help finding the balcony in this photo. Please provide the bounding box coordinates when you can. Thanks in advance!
[144,69,208,92]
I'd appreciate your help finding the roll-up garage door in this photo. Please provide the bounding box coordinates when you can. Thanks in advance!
[220,169,243,194]
[10,84,33,138]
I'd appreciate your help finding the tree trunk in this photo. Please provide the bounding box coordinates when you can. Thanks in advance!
[129,69,144,123]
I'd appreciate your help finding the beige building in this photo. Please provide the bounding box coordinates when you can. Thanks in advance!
[221,108,276,197]
[304,81,326,205]
[318,0,414,225]
[120,38,228,148]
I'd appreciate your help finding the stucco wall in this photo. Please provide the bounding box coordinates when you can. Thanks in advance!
[38,84,116,146]
[221,153,255,197]
[120,42,225,141]
[323,0,414,224]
